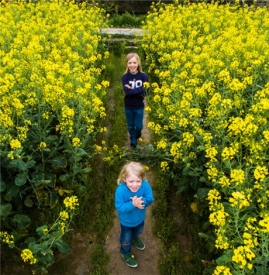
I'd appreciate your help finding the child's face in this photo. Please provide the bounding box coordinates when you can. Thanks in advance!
[125,172,142,192]
[127,56,138,74]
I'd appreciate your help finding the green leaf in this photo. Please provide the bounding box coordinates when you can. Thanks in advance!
[26,160,36,169]
[0,181,6,192]
[76,148,88,158]
[198,232,209,239]
[182,166,190,175]
[24,237,36,245]
[196,188,210,199]
[80,167,91,173]
[215,250,232,265]
[0,203,12,217]
[45,173,56,187]
[18,159,28,171]
[5,184,20,201]
[199,177,207,182]
[51,156,67,168]
[40,180,52,185]
[31,171,43,185]
[198,232,215,241]
[190,179,201,190]
[59,174,71,182]
[49,190,58,208]
[8,159,28,171]
[202,266,216,275]
[77,185,86,196]
[55,240,70,253]
[15,173,27,186]
[24,196,33,207]
[12,214,31,229]
[188,170,199,176]
[36,225,48,237]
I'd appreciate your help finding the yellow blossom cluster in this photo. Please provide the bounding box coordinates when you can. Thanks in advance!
[63,196,79,210]
[142,2,269,272]
[72,137,82,148]
[160,161,169,172]
[21,249,37,265]
[232,245,255,269]
[229,191,251,209]
[259,213,269,233]
[213,265,232,275]
[0,0,109,158]
[0,231,15,247]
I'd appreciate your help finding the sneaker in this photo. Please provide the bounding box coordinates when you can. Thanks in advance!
[133,238,145,250]
[131,143,137,149]
[130,138,137,148]
[121,253,138,268]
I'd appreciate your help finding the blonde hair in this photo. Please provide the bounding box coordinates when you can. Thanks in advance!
[124,53,142,74]
[117,162,146,184]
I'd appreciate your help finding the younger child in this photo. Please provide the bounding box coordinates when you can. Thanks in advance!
[122,53,149,148]
[115,162,154,268]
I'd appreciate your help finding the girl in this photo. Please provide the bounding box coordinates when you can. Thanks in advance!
[115,162,154,268]
[122,53,149,148]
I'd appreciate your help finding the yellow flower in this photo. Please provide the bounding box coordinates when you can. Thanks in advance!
[63,196,79,210]
[213,265,232,275]
[0,231,15,246]
[254,166,268,182]
[10,139,21,150]
[39,142,47,149]
[190,202,199,213]
[230,169,245,185]
[229,191,251,209]
[59,210,69,221]
[160,161,169,172]
[72,137,81,147]
[21,249,37,264]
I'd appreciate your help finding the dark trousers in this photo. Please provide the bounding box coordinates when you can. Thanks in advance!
[120,221,144,254]
[124,107,144,145]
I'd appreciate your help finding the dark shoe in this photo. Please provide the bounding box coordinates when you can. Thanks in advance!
[133,238,145,250]
[131,137,137,148]
[121,253,138,268]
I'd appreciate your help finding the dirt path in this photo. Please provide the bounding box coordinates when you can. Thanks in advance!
[104,106,162,275]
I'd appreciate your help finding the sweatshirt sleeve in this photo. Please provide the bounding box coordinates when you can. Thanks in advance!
[115,185,136,213]
[142,181,154,207]
[122,73,149,96]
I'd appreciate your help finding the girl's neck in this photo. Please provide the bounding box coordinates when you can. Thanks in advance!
[129,70,138,75]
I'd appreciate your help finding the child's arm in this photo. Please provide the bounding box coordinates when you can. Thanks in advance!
[115,189,136,213]
[141,181,154,207]
[122,74,148,96]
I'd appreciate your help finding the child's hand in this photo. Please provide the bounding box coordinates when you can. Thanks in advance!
[125,84,131,89]
[131,196,145,209]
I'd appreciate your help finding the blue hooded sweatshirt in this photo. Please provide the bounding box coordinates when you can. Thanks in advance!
[115,180,154,227]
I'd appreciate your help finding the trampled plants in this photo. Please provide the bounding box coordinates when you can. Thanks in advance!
[141,1,269,274]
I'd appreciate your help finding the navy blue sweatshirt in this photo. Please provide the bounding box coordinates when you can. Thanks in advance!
[122,71,149,109]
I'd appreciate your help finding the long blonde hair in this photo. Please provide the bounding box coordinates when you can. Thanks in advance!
[124,53,142,74]
[117,162,146,184]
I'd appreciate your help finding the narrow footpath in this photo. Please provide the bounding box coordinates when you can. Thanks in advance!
[104,104,162,275]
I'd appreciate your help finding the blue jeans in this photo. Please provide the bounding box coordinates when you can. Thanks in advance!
[124,108,144,145]
[120,221,144,254]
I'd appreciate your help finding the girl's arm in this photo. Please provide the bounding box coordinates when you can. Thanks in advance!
[122,73,149,96]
